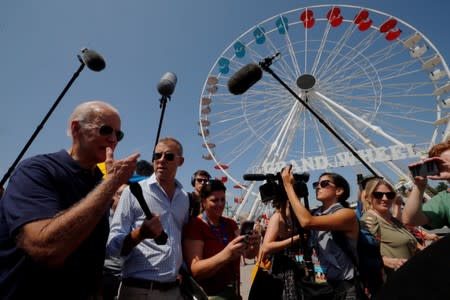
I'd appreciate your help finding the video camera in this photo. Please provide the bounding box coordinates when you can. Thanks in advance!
[243,170,309,205]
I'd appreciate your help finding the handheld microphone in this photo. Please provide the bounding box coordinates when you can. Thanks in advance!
[80,48,106,72]
[243,173,268,181]
[129,182,168,245]
[157,72,177,97]
[227,63,263,95]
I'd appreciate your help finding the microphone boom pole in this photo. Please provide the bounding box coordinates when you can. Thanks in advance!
[0,49,105,189]
[153,95,170,152]
[1,58,85,188]
[259,57,379,177]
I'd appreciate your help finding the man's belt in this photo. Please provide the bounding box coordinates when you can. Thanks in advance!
[122,277,180,291]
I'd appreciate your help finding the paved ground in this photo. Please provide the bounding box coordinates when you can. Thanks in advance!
[240,258,257,300]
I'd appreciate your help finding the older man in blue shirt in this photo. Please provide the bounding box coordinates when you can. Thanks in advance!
[0,101,139,299]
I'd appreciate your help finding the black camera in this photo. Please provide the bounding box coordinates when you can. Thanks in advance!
[243,171,309,204]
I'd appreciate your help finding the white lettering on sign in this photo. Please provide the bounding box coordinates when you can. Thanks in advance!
[254,144,426,174]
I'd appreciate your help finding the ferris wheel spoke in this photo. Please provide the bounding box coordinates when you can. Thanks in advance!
[314,24,376,79]
[312,91,405,145]
[317,30,383,82]
[282,24,303,78]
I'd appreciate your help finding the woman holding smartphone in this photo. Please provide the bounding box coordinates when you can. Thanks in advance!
[183,179,260,299]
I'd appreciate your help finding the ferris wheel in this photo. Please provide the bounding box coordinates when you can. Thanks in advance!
[198,4,450,219]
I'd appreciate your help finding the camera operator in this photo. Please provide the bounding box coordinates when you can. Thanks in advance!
[281,166,359,300]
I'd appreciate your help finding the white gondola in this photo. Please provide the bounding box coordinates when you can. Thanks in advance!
[429,69,446,81]
[422,55,442,69]
[409,44,428,58]
[202,143,216,148]
[207,76,218,85]
[198,119,210,126]
[201,106,211,114]
[201,97,212,105]
[207,86,218,94]
[403,32,422,48]
[433,82,450,96]
[198,129,210,136]
[202,154,213,160]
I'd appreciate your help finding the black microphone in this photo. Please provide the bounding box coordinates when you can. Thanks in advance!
[157,72,177,97]
[227,63,263,95]
[243,173,268,181]
[129,182,168,245]
[81,48,106,72]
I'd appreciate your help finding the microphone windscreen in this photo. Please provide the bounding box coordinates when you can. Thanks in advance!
[243,173,267,181]
[227,64,263,95]
[82,49,106,72]
[157,72,177,97]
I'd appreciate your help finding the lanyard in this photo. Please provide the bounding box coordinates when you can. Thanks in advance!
[202,212,228,245]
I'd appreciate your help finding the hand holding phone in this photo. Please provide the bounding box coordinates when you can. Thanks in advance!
[408,160,440,177]
[240,220,255,236]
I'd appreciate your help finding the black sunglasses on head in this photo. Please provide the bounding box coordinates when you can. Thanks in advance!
[372,191,396,200]
[152,152,179,161]
[99,125,124,142]
[312,180,334,189]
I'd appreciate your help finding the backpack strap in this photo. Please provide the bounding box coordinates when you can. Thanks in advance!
[332,229,359,270]
[327,203,360,270]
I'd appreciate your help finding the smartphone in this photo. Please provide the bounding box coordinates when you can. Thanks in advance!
[409,160,440,177]
[240,220,255,236]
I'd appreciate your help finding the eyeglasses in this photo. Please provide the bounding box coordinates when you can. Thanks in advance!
[312,180,334,189]
[152,152,180,161]
[98,125,124,142]
[372,191,396,200]
[196,178,209,184]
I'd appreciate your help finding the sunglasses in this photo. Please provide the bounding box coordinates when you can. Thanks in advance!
[312,180,334,189]
[196,178,209,184]
[98,125,124,142]
[152,152,180,161]
[372,191,396,200]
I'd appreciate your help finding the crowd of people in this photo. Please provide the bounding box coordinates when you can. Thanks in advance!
[0,100,449,300]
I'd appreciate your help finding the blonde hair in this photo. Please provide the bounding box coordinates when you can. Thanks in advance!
[361,178,396,211]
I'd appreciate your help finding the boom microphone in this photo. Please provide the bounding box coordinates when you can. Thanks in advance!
[227,63,263,95]
[157,72,178,97]
[0,47,105,189]
[81,48,106,72]
[243,173,268,181]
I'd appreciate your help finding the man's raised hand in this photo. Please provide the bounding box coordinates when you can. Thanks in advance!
[105,147,140,184]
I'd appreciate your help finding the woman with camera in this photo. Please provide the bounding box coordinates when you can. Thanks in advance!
[360,178,418,277]
[259,197,303,299]
[183,179,260,299]
[281,166,359,300]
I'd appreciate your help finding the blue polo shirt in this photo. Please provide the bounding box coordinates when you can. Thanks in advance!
[0,150,108,299]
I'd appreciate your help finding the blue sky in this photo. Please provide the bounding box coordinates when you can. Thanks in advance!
[1,0,450,214]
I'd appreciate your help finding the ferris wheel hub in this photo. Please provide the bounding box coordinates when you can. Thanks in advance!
[296,74,316,90]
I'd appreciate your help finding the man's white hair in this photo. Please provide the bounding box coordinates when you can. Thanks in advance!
[66,100,119,137]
